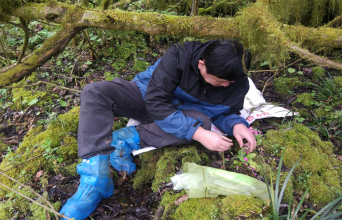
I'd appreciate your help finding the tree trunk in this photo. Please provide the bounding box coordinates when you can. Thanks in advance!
[0,26,85,87]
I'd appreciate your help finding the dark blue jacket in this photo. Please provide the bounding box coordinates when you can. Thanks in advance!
[133,40,249,140]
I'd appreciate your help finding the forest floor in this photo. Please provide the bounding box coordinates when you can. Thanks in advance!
[1,27,342,220]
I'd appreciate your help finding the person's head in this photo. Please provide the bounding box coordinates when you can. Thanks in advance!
[198,39,251,87]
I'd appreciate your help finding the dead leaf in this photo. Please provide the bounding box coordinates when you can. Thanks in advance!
[36,170,44,178]
[337,155,342,161]
[58,90,67,96]
[34,170,44,182]
[18,129,24,134]
[174,194,188,205]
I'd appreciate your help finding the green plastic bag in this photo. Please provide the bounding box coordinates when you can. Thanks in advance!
[171,162,269,201]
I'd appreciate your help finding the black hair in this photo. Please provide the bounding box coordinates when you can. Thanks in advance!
[201,39,251,81]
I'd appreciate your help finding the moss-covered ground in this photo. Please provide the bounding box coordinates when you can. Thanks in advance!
[1,16,342,220]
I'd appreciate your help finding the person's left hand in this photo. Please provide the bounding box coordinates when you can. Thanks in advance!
[233,123,257,154]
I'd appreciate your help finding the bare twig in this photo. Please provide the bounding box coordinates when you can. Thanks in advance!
[249,69,277,73]
[17,18,29,64]
[0,182,71,220]
[70,51,85,77]
[2,81,81,93]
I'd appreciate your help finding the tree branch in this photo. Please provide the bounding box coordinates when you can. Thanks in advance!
[17,17,30,64]
[0,26,86,87]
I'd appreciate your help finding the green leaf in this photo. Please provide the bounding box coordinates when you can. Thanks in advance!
[297,71,303,75]
[260,61,269,67]
[59,100,67,107]
[90,36,97,41]
[246,153,256,160]
[28,98,38,106]
[288,68,296,73]
[85,61,92,65]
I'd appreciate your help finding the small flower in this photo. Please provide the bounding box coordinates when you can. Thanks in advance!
[226,158,230,161]
[236,166,239,169]
[251,168,255,171]
[243,158,249,162]
[254,173,257,176]
[244,163,247,166]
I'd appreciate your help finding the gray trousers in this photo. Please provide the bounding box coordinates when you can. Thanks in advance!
[78,78,211,159]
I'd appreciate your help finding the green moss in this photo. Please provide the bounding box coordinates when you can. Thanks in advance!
[134,144,209,191]
[312,108,328,118]
[152,156,176,191]
[295,93,313,108]
[11,83,46,111]
[334,76,342,88]
[0,141,9,153]
[273,77,302,97]
[159,190,187,219]
[0,107,80,213]
[172,197,222,220]
[133,149,164,189]
[261,123,342,207]
[221,195,265,219]
[132,60,150,72]
[312,66,326,80]
[29,201,61,220]
[57,160,80,177]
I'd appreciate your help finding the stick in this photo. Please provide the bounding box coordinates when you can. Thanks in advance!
[70,51,85,77]
[0,182,71,220]
[2,81,81,93]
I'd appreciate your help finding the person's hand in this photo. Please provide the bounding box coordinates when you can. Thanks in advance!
[233,123,257,153]
[192,127,233,152]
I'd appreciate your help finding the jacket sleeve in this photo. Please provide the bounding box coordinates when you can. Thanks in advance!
[212,78,249,136]
[145,45,203,141]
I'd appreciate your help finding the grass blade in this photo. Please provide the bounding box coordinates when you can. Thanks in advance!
[294,185,310,217]
[276,157,302,212]
[275,150,286,212]
[310,196,342,220]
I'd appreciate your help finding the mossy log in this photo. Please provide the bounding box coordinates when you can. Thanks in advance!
[11,3,342,47]
[0,26,85,87]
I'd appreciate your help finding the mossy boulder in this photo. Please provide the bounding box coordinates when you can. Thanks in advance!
[261,123,342,207]
[159,192,266,220]
[274,77,302,98]
[0,107,80,214]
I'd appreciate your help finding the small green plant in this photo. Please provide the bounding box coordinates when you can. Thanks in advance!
[296,170,312,189]
[260,150,342,219]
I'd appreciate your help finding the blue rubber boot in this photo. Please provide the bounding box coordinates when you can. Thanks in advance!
[110,126,140,175]
[59,155,114,220]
